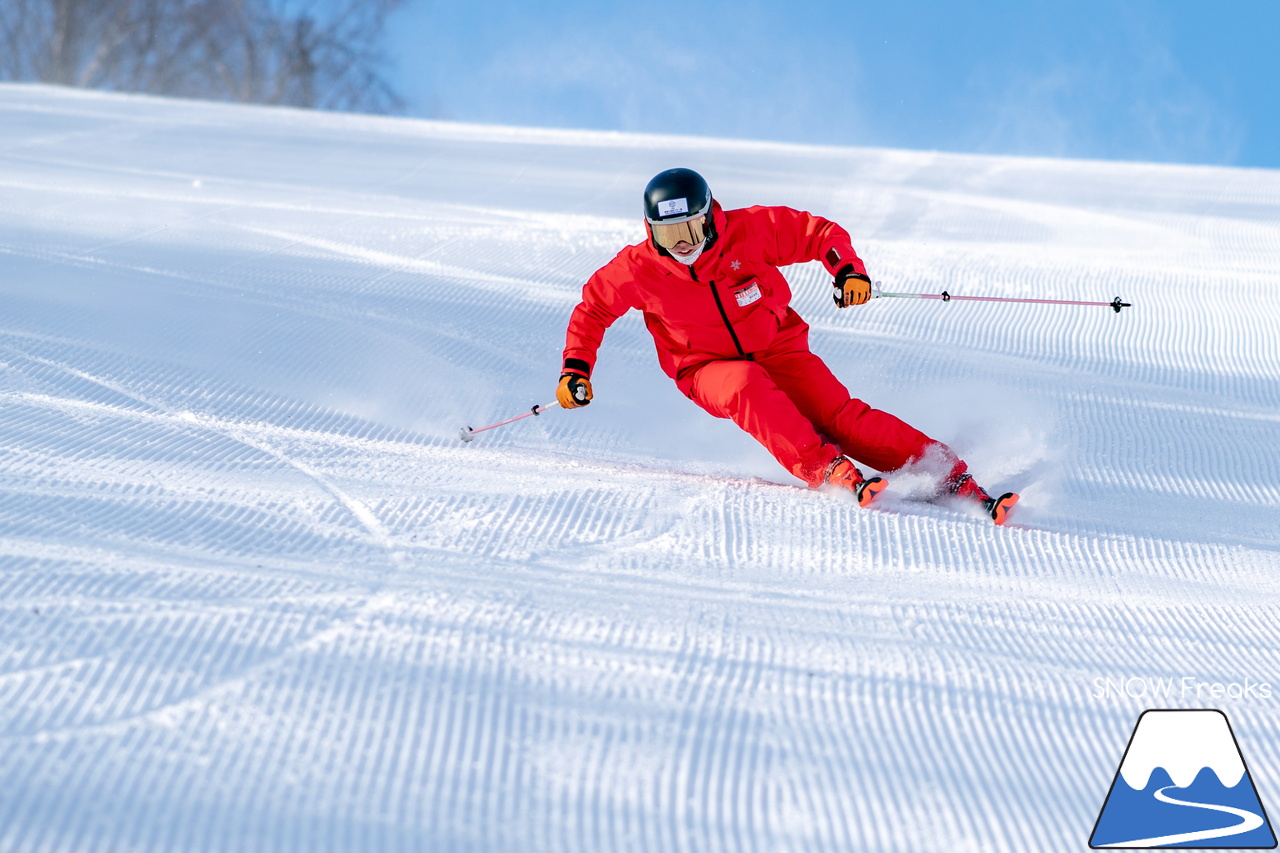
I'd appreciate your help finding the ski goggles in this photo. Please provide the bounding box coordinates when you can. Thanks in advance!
[649,215,707,250]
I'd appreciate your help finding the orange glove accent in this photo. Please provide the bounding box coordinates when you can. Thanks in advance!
[833,269,873,308]
[557,373,593,408]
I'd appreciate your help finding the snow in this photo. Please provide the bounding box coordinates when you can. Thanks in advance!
[2,83,1280,852]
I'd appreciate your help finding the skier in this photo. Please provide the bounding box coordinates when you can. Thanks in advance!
[554,168,1018,524]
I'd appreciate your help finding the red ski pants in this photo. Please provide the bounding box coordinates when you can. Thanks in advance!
[681,347,964,487]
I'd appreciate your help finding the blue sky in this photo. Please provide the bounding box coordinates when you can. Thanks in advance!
[387,1,1279,169]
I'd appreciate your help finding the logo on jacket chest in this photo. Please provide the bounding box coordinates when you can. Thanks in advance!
[733,279,763,307]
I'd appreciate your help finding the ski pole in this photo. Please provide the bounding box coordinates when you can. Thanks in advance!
[459,401,559,442]
[872,282,1131,313]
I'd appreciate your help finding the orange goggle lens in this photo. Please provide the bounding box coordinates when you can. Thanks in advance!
[651,216,706,249]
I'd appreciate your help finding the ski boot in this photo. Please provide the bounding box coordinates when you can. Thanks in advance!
[949,473,1019,526]
[826,457,888,508]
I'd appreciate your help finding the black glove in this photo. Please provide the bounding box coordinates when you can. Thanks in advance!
[556,373,593,408]
[833,267,873,307]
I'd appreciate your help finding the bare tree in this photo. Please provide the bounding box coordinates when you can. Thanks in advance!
[0,0,405,113]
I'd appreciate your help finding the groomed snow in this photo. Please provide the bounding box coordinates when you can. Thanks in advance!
[2,83,1279,853]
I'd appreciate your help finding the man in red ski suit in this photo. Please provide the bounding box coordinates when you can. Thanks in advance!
[555,168,1018,524]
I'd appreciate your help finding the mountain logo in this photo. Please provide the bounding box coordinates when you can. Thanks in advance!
[1091,709,1276,848]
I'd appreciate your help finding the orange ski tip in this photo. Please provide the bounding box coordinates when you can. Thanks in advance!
[991,492,1020,525]
[858,477,888,508]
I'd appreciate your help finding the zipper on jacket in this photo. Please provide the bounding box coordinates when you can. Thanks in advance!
[690,265,749,360]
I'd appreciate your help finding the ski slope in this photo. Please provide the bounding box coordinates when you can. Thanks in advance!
[2,83,1279,853]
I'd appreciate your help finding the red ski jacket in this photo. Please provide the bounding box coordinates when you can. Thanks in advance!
[562,202,868,386]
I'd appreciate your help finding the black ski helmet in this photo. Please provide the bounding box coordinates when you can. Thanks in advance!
[643,168,716,254]
[643,168,712,225]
